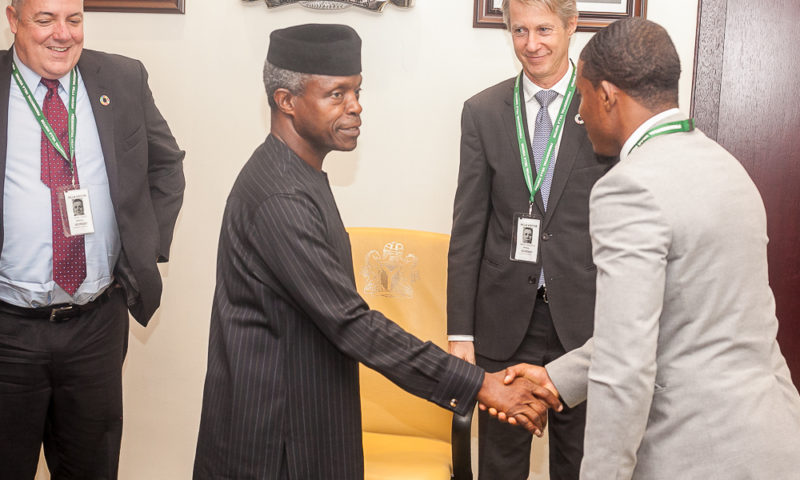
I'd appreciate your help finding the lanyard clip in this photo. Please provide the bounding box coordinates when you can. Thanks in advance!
[528,202,534,215]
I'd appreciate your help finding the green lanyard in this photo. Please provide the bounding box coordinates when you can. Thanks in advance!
[12,60,78,179]
[629,118,695,155]
[513,63,576,211]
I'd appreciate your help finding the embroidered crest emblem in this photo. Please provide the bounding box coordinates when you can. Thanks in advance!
[362,241,418,298]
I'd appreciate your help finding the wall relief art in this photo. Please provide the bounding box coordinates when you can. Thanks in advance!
[362,241,419,298]
[248,0,413,11]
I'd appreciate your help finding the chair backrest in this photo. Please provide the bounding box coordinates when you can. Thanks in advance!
[349,227,453,444]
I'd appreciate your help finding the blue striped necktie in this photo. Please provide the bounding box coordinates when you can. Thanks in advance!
[532,89,559,210]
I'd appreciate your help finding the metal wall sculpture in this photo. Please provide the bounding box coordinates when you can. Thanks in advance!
[248,0,413,11]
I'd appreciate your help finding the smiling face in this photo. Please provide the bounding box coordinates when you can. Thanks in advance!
[291,73,363,157]
[6,0,84,80]
[508,0,576,88]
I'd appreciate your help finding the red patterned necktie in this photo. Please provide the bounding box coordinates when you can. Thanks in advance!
[40,78,86,296]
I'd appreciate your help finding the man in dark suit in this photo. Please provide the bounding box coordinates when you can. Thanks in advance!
[193,23,560,480]
[447,0,614,478]
[0,0,185,477]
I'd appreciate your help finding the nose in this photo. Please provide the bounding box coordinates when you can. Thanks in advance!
[52,21,72,41]
[524,32,542,53]
[347,92,362,115]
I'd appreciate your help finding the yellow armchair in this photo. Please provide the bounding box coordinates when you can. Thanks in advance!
[348,228,473,480]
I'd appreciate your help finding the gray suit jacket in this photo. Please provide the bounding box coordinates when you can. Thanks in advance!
[448,76,614,359]
[547,114,800,479]
[0,48,186,325]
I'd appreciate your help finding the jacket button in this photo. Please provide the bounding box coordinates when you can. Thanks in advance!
[542,233,551,241]
[449,398,458,408]
[528,276,536,284]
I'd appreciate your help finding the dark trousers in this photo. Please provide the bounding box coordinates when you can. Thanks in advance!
[476,297,586,480]
[0,288,128,479]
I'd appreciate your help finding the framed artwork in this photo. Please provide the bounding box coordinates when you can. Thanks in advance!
[473,0,646,32]
[85,0,185,13]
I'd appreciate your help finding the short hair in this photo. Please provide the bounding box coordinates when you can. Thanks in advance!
[262,61,310,110]
[501,0,578,29]
[579,18,680,110]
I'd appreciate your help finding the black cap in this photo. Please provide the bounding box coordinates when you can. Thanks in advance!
[267,23,362,76]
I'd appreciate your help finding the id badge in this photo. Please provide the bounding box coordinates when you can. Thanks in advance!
[57,185,95,237]
[510,212,541,263]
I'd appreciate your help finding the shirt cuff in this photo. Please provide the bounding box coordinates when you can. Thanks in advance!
[447,335,474,342]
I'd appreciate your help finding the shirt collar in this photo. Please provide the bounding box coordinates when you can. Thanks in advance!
[12,46,74,94]
[619,107,683,163]
[522,60,574,104]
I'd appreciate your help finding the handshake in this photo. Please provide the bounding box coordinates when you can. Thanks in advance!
[475,363,562,437]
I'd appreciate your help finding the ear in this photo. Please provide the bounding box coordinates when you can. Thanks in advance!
[273,88,296,117]
[6,6,19,34]
[565,15,578,36]
[599,80,619,112]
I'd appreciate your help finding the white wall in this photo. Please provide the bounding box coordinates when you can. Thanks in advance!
[2,0,697,478]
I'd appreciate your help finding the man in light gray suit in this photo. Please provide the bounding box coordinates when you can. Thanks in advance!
[503,17,800,479]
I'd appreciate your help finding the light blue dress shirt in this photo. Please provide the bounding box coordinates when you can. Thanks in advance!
[0,49,120,307]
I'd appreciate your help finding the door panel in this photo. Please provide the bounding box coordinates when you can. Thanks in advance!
[693,0,800,386]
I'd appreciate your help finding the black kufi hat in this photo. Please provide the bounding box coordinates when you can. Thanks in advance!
[268,23,362,76]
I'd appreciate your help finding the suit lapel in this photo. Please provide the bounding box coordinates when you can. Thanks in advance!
[502,80,547,217]
[0,50,13,253]
[77,51,119,206]
[0,51,10,177]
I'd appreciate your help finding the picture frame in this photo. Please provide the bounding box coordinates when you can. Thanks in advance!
[85,0,185,14]
[473,0,646,32]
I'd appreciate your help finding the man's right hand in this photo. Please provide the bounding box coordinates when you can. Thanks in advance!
[482,363,563,424]
[503,363,559,398]
[476,371,562,437]
[449,341,476,364]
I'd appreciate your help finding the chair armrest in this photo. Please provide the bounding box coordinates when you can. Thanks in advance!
[451,407,474,480]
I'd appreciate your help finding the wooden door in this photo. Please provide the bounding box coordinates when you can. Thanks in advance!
[693,0,800,386]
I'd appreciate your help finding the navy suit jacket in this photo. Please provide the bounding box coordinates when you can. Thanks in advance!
[0,48,185,325]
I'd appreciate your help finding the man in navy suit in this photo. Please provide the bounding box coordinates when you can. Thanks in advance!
[0,0,185,477]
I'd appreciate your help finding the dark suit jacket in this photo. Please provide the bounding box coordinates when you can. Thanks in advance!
[0,48,185,326]
[448,76,614,360]
[193,136,483,479]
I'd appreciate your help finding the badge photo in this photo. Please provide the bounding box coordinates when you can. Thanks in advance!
[510,213,541,263]
[58,186,95,237]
